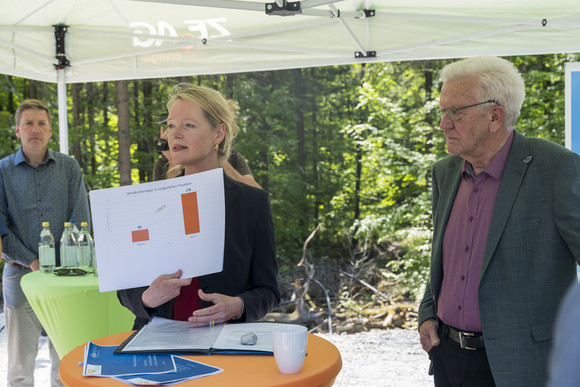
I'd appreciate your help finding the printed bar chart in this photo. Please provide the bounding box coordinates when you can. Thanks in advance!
[181,192,200,235]
[131,229,150,243]
[89,168,225,292]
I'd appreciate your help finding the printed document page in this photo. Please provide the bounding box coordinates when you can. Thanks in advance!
[90,168,225,292]
[118,317,295,354]
[122,317,224,352]
[212,322,290,352]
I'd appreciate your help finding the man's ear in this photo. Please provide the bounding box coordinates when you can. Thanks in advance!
[489,105,505,133]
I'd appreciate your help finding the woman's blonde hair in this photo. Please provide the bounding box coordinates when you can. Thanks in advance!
[166,84,239,177]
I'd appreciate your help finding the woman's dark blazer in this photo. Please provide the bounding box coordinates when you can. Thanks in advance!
[118,174,280,329]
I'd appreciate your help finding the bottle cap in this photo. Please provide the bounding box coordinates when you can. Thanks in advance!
[81,221,88,227]
[64,222,72,227]
[42,221,50,227]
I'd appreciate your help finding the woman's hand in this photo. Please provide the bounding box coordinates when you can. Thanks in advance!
[188,289,243,328]
[142,269,192,309]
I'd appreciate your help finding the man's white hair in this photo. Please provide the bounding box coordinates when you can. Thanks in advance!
[440,56,525,130]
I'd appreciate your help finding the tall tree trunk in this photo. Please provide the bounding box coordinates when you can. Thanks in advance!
[294,72,306,175]
[132,80,147,183]
[351,65,366,246]
[423,62,435,211]
[71,83,82,166]
[257,72,279,193]
[259,146,269,191]
[224,74,234,95]
[86,83,97,178]
[7,76,15,114]
[424,61,434,155]
[292,69,308,235]
[102,82,109,154]
[310,70,320,222]
[28,81,37,100]
[142,80,154,182]
[116,80,132,186]
[353,143,362,224]
[133,80,140,129]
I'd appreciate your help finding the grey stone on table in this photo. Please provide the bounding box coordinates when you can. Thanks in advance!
[240,332,258,345]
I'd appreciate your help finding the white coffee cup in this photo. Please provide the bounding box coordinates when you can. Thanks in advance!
[272,324,308,374]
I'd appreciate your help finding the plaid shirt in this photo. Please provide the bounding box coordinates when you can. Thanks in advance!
[0,148,90,266]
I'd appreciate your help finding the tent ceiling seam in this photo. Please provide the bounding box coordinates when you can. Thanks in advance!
[14,0,55,25]
[133,0,263,12]
[301,0,341,9]
[0,40,55,63]
[374,12,580,27]
[69,38,347,66]
[62,18,335,42]
[377,24,537,58]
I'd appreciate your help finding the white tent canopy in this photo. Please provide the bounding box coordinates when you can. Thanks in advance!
[1,0,580,152]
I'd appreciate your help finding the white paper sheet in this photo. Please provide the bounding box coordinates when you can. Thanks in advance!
[89,168,225,292]
[123,317,225,352]
[118,317,293,354]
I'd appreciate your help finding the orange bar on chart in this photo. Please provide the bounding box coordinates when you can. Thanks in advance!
[181,192,200,235]
[131,229,150,243]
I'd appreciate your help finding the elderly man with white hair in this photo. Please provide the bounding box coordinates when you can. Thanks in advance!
[418,56,580,387]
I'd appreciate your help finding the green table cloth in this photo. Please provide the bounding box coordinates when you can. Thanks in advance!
[20,271,135,358]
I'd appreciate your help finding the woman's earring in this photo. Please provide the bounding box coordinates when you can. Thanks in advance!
[214,143,219,151]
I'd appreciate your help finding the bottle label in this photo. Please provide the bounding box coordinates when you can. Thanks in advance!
[61,246,78,267]
[39,245,56,266]
[78,246,92,267]
[39,245,56,273]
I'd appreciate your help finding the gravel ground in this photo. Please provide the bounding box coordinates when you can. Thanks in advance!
[317,329,433,387]
[0,311,433,386]
[0,312,52,386]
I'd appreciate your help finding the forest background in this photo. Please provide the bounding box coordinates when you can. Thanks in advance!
[0,54,578,328]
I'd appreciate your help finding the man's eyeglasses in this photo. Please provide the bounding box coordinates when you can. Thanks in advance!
[437,100,500,122]
[53,268,87,276]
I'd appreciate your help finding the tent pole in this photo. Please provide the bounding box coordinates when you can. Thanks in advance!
[53,24,70,155]
[57,69,69,155]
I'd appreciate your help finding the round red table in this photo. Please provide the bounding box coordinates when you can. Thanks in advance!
[59,331,342,386]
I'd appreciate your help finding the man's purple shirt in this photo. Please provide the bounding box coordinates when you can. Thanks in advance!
[437,132,514,332]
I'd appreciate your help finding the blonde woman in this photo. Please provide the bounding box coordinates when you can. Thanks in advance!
[118,84,279,329]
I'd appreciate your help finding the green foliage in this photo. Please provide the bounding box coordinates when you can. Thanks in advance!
[513,54,580,143]
[0,54,575,300]
[314,61,445,299]
[0,111,18,156]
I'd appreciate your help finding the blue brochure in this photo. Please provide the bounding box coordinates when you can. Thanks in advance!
[83,342,176,377]
[113,356,223,385]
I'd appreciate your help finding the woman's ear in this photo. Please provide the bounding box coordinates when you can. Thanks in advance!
[215,123,226,145]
